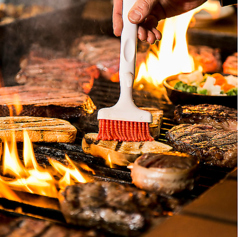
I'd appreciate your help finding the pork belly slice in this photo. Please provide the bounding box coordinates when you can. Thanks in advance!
[166,124,237,168]
[59,182,162,236]
[174,104,237,131]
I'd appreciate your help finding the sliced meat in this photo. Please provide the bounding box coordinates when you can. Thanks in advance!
[223,53,238,76]
[59,181,162,236]
[0,85,96,119]
[166,124,237,168]
[174,104,237,131]
[16,57,100,94]
[188,45,221,73]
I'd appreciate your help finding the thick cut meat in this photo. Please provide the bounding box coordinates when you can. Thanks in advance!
[16,57,99,94]
[70,35,147,82]
[188,45,221,73]
[174,104,237,131]
[166,124,237,168]
[223,53,237,76]
[130,152,199,195]
[59,182,162,236]
[0,85,96,119]
[19,44,66,68]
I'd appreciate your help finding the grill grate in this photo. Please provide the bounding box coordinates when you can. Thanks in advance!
[0,78,234,234]
[29,78,233,210]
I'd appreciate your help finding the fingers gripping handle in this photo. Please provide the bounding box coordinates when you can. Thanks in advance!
[119,0,137,91]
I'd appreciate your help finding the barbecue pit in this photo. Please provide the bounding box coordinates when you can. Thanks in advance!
[0,0,237,236]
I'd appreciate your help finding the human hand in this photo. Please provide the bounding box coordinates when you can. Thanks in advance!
[113,0,207,44]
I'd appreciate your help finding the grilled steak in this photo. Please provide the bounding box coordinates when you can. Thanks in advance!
[174,104,237,131]
[59,182,162,236]
[188,45,221,72]
[0,85,96,120]
[16,57,99,94]
[70,35,147,82]
[223,52,237,76]
[166,124,237,168]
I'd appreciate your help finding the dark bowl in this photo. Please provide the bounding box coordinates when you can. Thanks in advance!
[163,74,237,108]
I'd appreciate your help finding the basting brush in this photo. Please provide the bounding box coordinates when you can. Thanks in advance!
[97,0,153,142]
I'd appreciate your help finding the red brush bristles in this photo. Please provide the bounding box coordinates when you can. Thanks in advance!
[97,119,154,142]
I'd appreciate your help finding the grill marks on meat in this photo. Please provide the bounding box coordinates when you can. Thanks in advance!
[16,57,100,94]
[174,104,237,131]
[59,182,162,236]
[0,85,96,119]
[166,124,237,168]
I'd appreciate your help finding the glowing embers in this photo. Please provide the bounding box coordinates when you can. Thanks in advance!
[0,130,93,199]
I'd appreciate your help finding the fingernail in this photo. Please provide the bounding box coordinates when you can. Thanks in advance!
[129,10,142,23]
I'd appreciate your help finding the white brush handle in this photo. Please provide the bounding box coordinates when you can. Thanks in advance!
[97,0,152,123]
[119,0,137,99]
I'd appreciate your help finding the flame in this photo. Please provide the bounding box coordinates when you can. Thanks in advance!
[3,134,27,178]
[1,129,93,199]
[133,3,217,92]
[49,154,89,185]
[7,94,23,116]
[58,171,75,190]
[135,8,201,88]
[104,154,116,168]
[13,94,23,115]
[0,178,21,201]
[198,0,221,19]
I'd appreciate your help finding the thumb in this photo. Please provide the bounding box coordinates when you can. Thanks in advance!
[128,0,156,24]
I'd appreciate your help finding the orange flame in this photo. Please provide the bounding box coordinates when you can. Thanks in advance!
[1,129,93,199]
[135,9,200,88]
[0,178,21,201]
[133,3,213,92]
[7,94,23,116]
